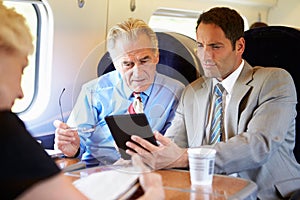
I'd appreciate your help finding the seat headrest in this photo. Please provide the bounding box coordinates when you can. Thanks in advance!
[243,26,300,76]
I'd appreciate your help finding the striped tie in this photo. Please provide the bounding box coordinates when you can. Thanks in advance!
[209,84,224,144]
[128,92,144,114]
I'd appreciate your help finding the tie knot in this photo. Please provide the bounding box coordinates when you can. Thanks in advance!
[133,92,142,101]
[214,84,224,97]
[128,92,144,114]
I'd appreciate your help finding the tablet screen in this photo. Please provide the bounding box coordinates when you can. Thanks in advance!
[105,113,158,160]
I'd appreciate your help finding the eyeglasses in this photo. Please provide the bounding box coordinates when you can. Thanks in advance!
[58,88,97,133]
[59,88,66,123]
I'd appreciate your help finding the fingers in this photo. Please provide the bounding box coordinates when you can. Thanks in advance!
[55,127,78,141]
[126,142,157,169]
[153,131,171,146]
[125,148,137,158]
[54,130,80,157]
[125,141,152,157]
[54,120,80,152]
[54,132,77,145]
[53,120,81,157]
[54,119,78,140]
[53,119,72,130]
[125,131,168,155]
[130,135,159,152]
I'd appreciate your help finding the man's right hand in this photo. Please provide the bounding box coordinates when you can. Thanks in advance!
[53,120,80,157]
[126,131,188,170]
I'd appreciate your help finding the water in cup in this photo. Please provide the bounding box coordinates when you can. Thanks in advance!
[188,147,216,185]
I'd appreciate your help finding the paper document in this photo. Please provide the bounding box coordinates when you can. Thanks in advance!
[73,169,139,200]
[44,149,64,158]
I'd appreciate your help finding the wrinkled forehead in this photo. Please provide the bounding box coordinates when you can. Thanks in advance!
[119,48,155,61]
[110,33,156,60]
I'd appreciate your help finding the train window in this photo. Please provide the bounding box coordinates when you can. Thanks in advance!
[149,8,200,39]
[149,8,249,39]
[3,1,52,115]
[3,1,37,113]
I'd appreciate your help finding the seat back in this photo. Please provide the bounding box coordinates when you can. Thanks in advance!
[97,32,201,85]
[243,26,300,163]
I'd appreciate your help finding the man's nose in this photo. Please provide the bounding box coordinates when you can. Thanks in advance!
[203,46,213,60]
[132,63,143,75]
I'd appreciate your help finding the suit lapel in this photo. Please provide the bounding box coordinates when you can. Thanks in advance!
[191,78,212,146]
[226,62,253,138]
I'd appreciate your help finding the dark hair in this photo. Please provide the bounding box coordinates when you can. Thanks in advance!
[196,7,244,49]
[249,22,268,29]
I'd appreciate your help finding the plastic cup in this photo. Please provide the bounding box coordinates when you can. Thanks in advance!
[187,147,216,185]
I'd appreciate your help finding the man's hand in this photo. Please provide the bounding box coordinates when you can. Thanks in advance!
[126,131,188,170]
[53,120,80,157]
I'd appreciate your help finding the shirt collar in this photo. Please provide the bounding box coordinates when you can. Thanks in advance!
[213,59,244,95]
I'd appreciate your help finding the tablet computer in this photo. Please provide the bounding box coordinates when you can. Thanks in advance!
[105,113,158,160]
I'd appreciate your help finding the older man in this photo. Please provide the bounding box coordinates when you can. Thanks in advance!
[54,18,184,166]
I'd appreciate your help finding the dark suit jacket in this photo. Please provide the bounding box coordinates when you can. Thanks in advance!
[166,61,300,199]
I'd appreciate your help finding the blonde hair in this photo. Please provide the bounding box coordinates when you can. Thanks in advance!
[0,1,34,55]
[107,18,158,59]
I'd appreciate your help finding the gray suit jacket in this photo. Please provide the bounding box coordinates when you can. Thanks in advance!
[165,61,300,199]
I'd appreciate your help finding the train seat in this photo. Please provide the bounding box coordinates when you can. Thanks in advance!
[243,25,300,163]
[97,32,202,85]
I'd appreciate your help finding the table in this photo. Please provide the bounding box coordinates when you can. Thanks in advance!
[56,158,257,199]
[156,170,257,199]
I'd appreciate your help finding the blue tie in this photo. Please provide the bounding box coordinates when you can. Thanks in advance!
[210,84,224,144]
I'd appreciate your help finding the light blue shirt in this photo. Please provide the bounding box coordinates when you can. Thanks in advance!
[67,70,184,165]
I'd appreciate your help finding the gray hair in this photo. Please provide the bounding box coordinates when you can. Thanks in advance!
[107,18,158,60]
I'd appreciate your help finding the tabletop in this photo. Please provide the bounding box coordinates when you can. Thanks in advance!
[55,158,257,200]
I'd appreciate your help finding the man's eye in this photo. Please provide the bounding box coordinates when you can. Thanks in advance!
[122,62,133,67]
[197,43,203,48]
[140,58,150,64]
[212,45,221,49]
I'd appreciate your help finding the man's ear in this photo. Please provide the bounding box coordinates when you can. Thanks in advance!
[153,51,160,65]
[236,37,245,54]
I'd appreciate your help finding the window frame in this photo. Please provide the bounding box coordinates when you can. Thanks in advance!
[4,0,54,121]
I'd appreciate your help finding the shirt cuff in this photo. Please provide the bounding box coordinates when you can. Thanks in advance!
[73,147,80,158]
